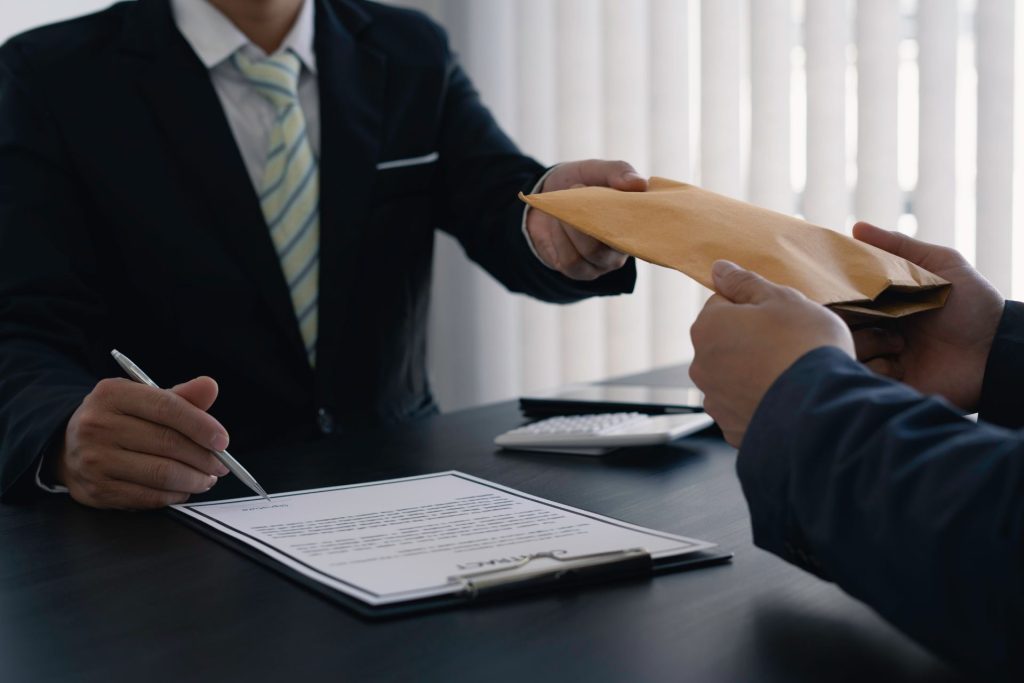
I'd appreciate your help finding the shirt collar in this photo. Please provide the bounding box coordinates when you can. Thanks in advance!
[170,0,318,74]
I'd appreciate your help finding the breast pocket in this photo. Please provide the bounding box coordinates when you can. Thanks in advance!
[371,152,439,202]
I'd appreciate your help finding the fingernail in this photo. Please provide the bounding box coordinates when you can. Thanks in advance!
[211,433,229,452]
[215,463,230,476]
[623,171,644,183]
[205,475,218,491]
[712,260,738,278]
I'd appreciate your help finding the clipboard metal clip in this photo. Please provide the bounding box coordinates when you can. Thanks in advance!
[448,547,652,599]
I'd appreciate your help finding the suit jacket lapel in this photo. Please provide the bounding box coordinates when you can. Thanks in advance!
[121,0,311,376]
[312,0,386,380]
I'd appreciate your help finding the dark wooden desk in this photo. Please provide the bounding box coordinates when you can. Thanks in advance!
[1,366,967,683]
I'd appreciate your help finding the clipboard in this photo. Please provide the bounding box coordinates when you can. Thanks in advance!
[169,472,733,619]
[172,510,731,618]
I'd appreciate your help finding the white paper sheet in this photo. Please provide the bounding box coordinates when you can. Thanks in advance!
[173,471,713,606]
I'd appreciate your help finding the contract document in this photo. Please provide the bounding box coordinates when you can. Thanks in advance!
[173,471,718,611]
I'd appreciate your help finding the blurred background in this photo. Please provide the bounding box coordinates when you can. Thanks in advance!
[2,0,1021,411]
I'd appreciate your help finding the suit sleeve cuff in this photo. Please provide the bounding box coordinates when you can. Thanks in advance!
[520,165,560,267]
[978,300,1024,429]
[34,423,70,494]
[34,453,68,494]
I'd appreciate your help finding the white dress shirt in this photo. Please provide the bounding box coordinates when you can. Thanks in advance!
[170,0,548,259]
[171,0,321,191]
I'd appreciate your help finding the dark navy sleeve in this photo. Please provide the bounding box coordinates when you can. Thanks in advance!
[0,43,106,502]
[738,345,1024,679]
[433,56,636,303]
[978,300,1024,429]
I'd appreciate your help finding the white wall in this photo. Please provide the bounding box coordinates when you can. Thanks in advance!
[0,0,115,38]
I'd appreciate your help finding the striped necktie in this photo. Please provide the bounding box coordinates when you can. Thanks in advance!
[233,49,319,366]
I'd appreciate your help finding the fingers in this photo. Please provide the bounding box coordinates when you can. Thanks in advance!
[696,293,730,315]
[852,327,905,361]
[553,183,623,270]
[851,222,924,261]
[550,160,648,193]
[75,478,193,511]
[96,449,218,496]
[536,219,604,279]
[853,325,906,379]
[699,396,743,448]
[527,210,619,279]
[575,159,647,191]
[170,376,219,412]
[689,294,734,355]
[107,413,229,476]
[527,160,643,281]
[711,260,786,305]
[852,221,965,271]
[60,376,232,510]
[92,378,229,452]
[561,223,629,271]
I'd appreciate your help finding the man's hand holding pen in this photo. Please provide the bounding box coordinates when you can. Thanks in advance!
[55,376,231,509]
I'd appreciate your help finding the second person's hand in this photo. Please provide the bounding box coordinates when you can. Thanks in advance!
[850,222,1004,412]
[690,260,854,447]
[55,376,231,509]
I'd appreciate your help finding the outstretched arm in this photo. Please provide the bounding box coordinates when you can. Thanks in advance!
[689,260,1024,679]
[433,54,639,303]
[740,347,1024,680]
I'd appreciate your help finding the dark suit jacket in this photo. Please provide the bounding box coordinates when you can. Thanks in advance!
[0,0,635,500]
[739,301,1024,679]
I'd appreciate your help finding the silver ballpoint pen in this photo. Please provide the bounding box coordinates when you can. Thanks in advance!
[110,349,272,502]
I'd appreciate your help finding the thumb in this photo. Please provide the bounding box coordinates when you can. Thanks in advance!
[572,160,648,192]
[170,376,219,412]
[852,221,933,266]
[711,260,777,304]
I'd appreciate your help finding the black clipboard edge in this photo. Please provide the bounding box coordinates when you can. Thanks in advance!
[169,508,733,620]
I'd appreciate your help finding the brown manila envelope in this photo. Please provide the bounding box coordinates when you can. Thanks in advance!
[520,177,950,319]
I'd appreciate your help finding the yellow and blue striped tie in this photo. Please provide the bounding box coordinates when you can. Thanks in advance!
[233,49,319,365]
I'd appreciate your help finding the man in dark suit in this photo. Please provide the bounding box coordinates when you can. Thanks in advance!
[688,222,1023,678]
[0,0,645,508]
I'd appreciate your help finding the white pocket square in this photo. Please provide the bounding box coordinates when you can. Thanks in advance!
[376,151,439,171]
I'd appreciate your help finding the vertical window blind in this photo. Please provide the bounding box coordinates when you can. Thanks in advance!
[412,0,1022,410]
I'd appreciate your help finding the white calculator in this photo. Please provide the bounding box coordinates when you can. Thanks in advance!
[494,411,715,451]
